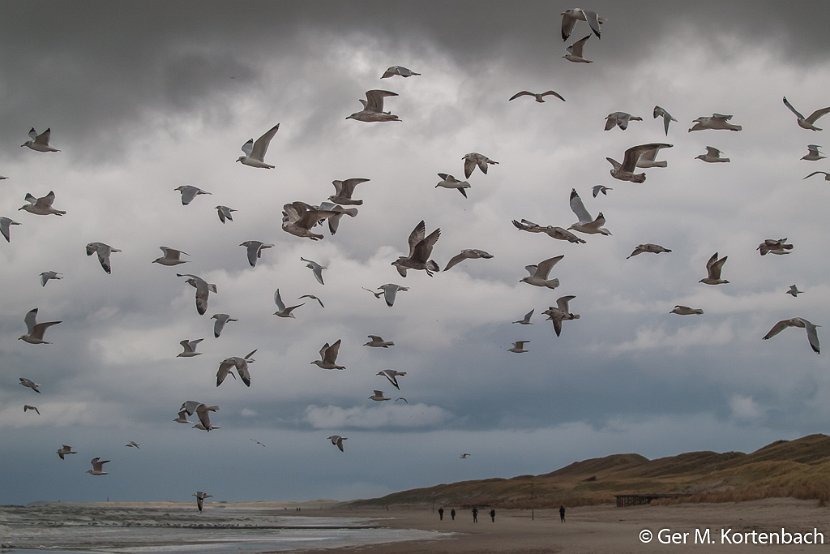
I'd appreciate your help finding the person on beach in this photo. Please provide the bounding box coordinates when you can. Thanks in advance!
[450,508,456,520]
[559,505,566,523]
[472,507,478,523]
[438,507,444,520]
[490,508,496,522]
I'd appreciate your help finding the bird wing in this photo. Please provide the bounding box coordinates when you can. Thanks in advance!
[763,319,793,340]
[561,13,577,40]
[622,143,671,172]
[568,35,591,57]
[236,361,252,387]
[413,228,441,262]
[535,255,564,278]
[556,295,575,311]
[463,157,476,178]
[24,308,38,334]
[803,171,829,179]
[32,321,60,339]
[569,189,592,223]
[342,178,369,196]
[710,255,727,279]
[806,106,830,125]
[801,319,821,354]
[508,91,534,101]
[36,128,51,145]
[251,123,279,160]
[382,286,397,306]
[40,191,57,208]
[541,91,565,102]
[583,9,602,38]
[274,289,286,311]
[782,97,804,119]
[407,220,427,257]
[365,90,397,113]
[324,339,342,364]
[240,139,254,157]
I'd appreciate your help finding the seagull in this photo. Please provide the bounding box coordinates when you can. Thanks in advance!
[274,289,304,318]
[592,185,613,198]
[281,201,346,241]
[369,390,390,401]
[563,35,592,63]
[462,153,499,178]
[216,205,237,223]
[174,185,212,205]
[787,285,804,297]
[635,146,669,168]
[57,444,77,459]
[0,217,21,242]
[561,8,603,40]
[19,308,61,344]
[177,338,204,358]
[436,173,471,198]
[217,349,257,387]
[569,188,611,235]
[392,220,440,277]
[173,410,190,424]
[696,146,730,163]
[152,246,189,266]
[758,238,793,256]
[521,256,563,289]
[23,405,40,415]
[460,453,472,459]
[803,171,830,181]
[377,369,407,390]
[86,242,121,274]
[125,441,140,449]
[194,491,212,512]
[177,273,218,316]
[542,296,580,337]
[653,106,678,135]
[347,90,401,122]
[237,123,279,168]
[19,377,41,393]
[513,309,534,325]
[327,435,348,452]
[194,403,220,431]
[301,257,326,284]
[626,244,672,259]
[508,90,565,103]
[381,66,420,78]
[311,339,345,370]
[605,112,642,131]
[607,143,672,182]
[329,178,370,205]
[802,145,825,161]
[444,249,493,271]
[87,457,109,476]
[377,284,409,307]
[395,397,408,404]
[39,271,63,287]
[783,97,830,131]
[211,313,237,338]
[240,241,273,267]
[364,335,394,348]
[700,252,729,285]
[689,114,742,132]
[512,219,586,244]
[251,439,266,447]
[21,128,59,152]
[19,191,66,216]
[763,317,820,354]
[670,305,704,315]
[299,294,324,308]
[509,340,530,353]
[316,201,358,235]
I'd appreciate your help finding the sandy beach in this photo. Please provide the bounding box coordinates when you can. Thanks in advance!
[289,498,830,553]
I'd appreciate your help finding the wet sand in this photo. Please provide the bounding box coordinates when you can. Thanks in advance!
[289,498,830,553]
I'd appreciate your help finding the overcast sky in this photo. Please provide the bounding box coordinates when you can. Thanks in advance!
[1,1,829,504]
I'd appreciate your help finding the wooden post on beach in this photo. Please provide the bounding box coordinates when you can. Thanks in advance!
[530,480,535,521]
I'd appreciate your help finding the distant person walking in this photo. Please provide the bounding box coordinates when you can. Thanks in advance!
[472,507,478,523]
[450,508,456,521]
[559,505,566,523]
[489,508,496,522]
[438,507,444,521]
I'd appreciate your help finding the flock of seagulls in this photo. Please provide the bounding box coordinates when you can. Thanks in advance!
[4,5,828,509]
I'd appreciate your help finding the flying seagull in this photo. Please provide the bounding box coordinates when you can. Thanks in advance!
[177,338,204,358]
[513,309,534,325]
[311,340,345,370]
[787,285,804,297]
[626,243,672,259]
[521,256,563,289]
[563,35,592,63]
[512,219,586,244]
[40,271,63,287]
[592,185,613,197]
[24,405,40,415]
[782,97,830,131]
[240,241,274,268]
[700,252,729,285]
[19,377,41,393]
[671,305,704,315]
[462,153,499,178]
[436,173,471,198]
[689,114,742,132]
[301,257,326,284]
[607,143,672,182]
[299,294,324,308]
[329,178,370,205]
[605,111,642,131]
[57,445,77,460]
[174,185,211,205]
[569,188,610,235]
[19,191,66,216]
[508,90,565,103]
[369,390,390,401]
[19,308,61,344]
[327,435,348,452]
[381,66,419,78]
[653,106,678,135]
[443,249,493,271]
[802,145,825,161]
[216,349,257,387]
[216,205,237,223]
[392,220,440,277]
[757,238,793,256]
[193,403,220,431]
[561,8,603,40]
[152,246,189,266]
[803,171,830,181]
[635,146,669,168]
[125,441,140,449]
[87,457,109,476]
[696,146,730,163]
[0,217,21,242]
[347,90,401,122]
[177,273,218,316]
[364,335,394,348]
[763,317,820,354]
[21,128,59,152]
[274,289,304,318]
[86,242,121,274]
[377,284,409,307]
[211,313,238,338]
[508,340,530,353]
[194,491,212,512]
[542,295,581,337]
[237,123,279,168]
[377,369,407,390]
